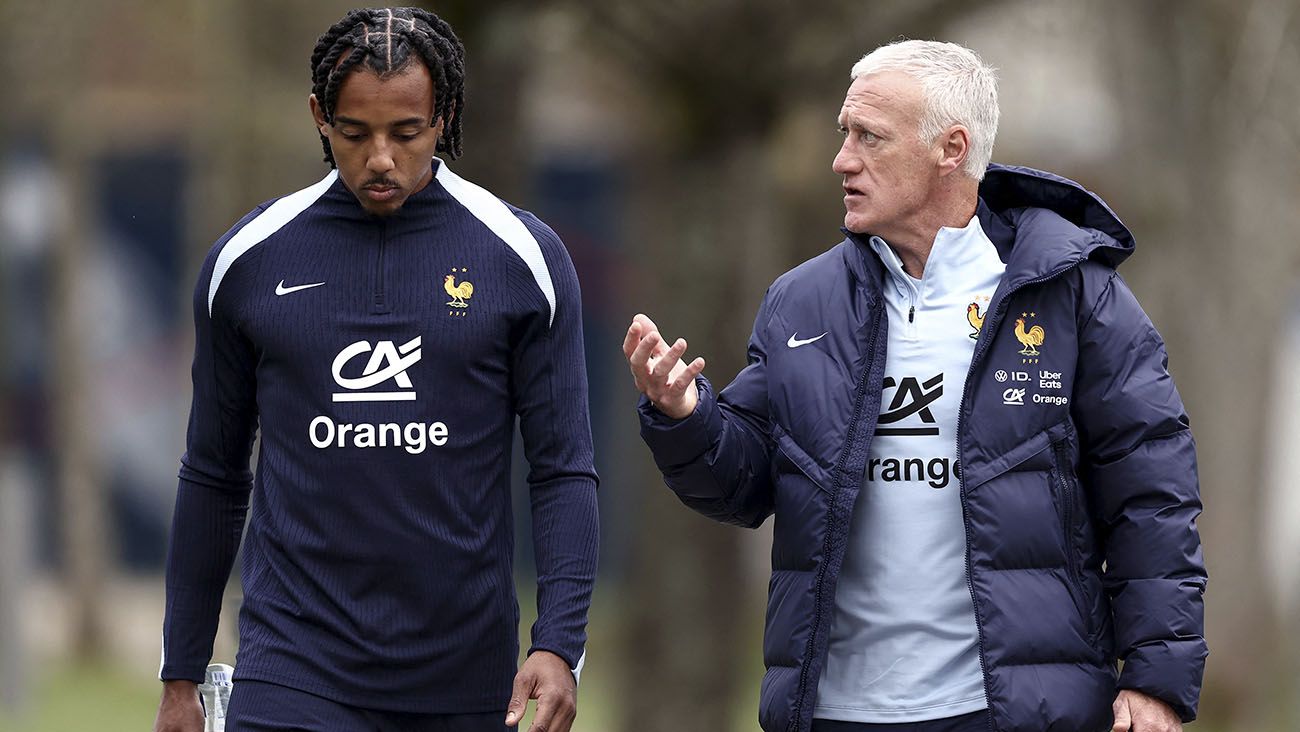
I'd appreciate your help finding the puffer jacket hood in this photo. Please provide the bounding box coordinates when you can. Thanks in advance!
[981,163,1135,266]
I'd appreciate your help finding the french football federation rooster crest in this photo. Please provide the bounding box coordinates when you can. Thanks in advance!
[966,302,985,340]
[444,271,474,308]
[1014,313,1045,356]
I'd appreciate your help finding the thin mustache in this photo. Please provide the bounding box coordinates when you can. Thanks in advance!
[363,178,398,189]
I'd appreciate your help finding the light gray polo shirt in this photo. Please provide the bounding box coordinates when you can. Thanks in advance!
[814,215,1005,723]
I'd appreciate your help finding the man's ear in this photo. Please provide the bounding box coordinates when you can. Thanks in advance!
[309,94,329,135]
[937,125,971,178]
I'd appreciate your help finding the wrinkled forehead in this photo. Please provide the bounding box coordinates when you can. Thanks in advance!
[839,70,925,123]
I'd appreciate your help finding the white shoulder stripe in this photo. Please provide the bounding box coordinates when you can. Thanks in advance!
[207,170,338,316]
[435,159,557,327]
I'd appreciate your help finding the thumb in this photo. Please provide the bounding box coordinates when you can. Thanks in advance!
[1112,695,1132,732]
[505,669,535,727]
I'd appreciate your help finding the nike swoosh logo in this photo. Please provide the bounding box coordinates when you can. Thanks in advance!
[275,280,325,296]
[787,332,828,348]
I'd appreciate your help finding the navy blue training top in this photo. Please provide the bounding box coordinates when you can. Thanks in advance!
[160,159,599,713]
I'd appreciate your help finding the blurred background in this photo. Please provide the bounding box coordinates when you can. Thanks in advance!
[1,0,1297,730]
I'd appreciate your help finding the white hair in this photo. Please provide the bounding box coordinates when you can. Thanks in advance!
[851,39,999,180]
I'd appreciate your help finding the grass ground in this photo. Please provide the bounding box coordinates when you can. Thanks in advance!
[0,662,158,732]
[0,660,618,732]
[0,582,624,732]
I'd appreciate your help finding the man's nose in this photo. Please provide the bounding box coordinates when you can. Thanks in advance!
[832,142,860,175]
[367,141,396,174]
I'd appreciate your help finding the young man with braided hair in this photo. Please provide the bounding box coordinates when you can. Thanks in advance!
[154,8,597,732]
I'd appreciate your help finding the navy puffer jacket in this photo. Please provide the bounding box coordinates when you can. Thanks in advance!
[639,165,1207,732]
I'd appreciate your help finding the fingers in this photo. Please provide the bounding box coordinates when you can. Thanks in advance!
[646,340,705,402]
[505,670,535,728]
[525,690,577,732]
[672,357,706,390]
[633,312,660,334]
[621,320,642,359]
[624,314,668,364]
[527,696,555,732]
[1111,695,1132,732]
[628,329,663,378]
[650,338,688,385]
[649,340,704,391]
[623,315,706,419]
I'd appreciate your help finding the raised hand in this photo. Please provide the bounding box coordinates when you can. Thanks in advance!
[623,313,707,420]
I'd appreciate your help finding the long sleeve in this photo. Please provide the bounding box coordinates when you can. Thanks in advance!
[160,233,260,683]
[637,289,776,529]
[1072,266,1207,721]
[510,215,599,674]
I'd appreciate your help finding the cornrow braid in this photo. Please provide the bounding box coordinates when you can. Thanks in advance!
[310,7,467,167]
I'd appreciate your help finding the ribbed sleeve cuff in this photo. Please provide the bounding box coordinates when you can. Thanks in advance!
[526,644,585,685]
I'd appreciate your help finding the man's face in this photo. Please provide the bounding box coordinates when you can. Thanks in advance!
[310,62,444,217]
[832,71,942,238]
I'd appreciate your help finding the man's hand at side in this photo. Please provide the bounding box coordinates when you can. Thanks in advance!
[623,313,707,420]
[1112,689,1182,732]
[153,680,204,732]
[505,650,576,732]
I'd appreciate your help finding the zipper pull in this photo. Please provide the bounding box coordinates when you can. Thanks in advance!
[908,305,915,323]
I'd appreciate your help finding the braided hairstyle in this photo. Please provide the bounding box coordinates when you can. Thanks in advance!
[310,7,466,166]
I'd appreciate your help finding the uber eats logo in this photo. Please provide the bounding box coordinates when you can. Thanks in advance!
[871,373,959,490]
[309,337,450,454]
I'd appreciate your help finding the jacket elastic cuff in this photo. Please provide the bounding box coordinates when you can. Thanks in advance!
[1117,638,1207,722]
[637,377,720,467]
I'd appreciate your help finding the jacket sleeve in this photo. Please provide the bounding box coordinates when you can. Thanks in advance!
[510,216,600,678]
[637,290,776,529]
[160,235,260,683]
[1072,266,1207,721]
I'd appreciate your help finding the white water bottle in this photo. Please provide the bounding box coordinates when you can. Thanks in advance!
[197,663,234,732]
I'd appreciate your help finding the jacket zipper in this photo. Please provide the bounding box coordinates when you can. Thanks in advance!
[1054,441,1091,637]
[372,221,389,314]
[954,259,1083,732]
[788,302,883,732]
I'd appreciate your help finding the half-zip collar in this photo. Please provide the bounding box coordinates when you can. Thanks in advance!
[321,157,444,224]
[867,216,1001,339]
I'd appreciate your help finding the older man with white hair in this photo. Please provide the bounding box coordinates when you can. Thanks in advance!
[624,40,1206,732]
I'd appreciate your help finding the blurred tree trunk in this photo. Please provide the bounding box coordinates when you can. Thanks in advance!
[1096,0,1300,728]
[0,461,34,710]
[52,114,109,662]
[31,0,113,662]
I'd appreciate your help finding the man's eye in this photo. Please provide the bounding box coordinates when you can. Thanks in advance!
[340,131,365,141]
[394,131,420,141]
[861,131,879,143]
